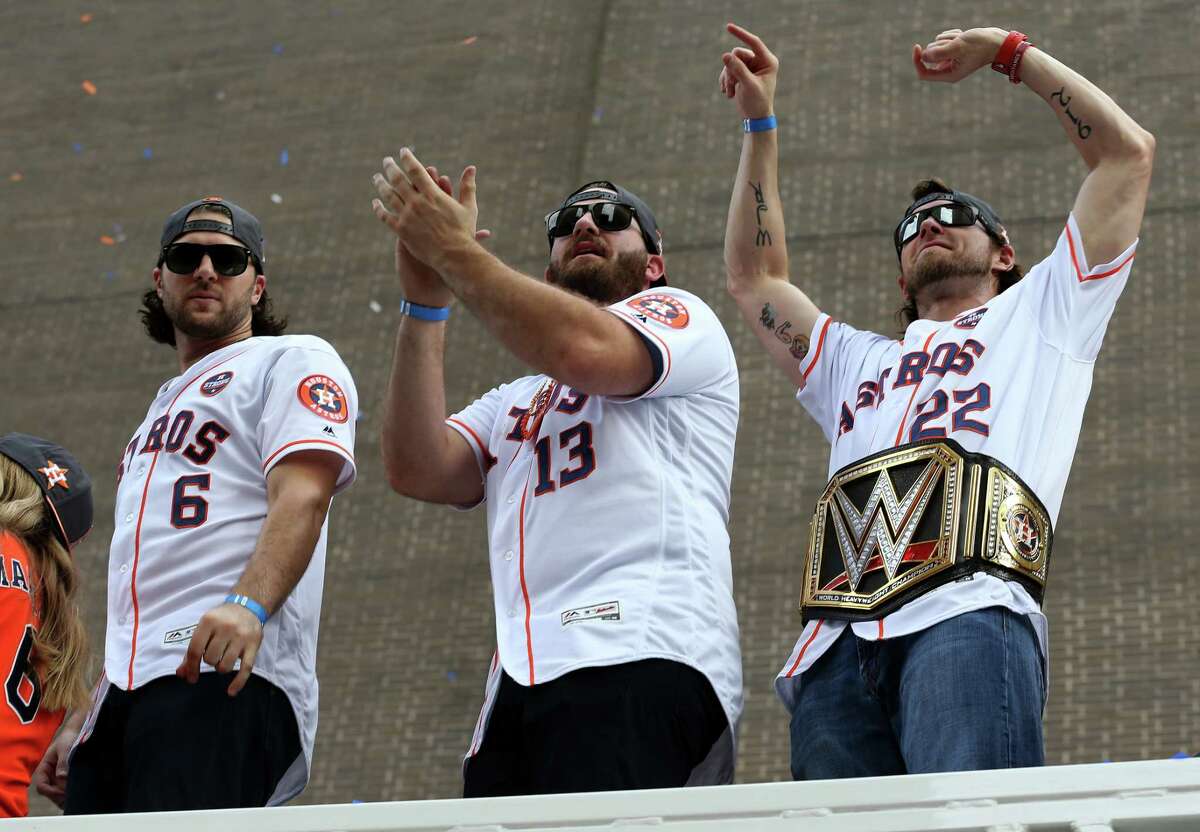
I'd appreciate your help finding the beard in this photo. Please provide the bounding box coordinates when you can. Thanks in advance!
[546,249,648,305]
[906,245,993,302]
[161,283,255,340]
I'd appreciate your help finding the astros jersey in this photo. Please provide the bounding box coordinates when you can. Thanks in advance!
[777,214,1137,708]
[80,334,357,805]
[447,287,744,784]
[0,532,63,817]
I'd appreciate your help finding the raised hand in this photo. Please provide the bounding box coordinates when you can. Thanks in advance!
[912,27,1005,84]
[372,149,484,279]
[388,164,459,307]
[719,22,778,119]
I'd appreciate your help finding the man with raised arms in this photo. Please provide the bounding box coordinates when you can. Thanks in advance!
[373,157,742,793]
[720,23,1153,777]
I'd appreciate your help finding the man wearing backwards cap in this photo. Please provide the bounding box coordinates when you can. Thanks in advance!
[720,23,1153,777]
[373,157,742,794]
[35,197,359,811]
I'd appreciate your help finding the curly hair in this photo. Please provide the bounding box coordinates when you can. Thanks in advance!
[895,178,1023,329]
[139,287,288,346]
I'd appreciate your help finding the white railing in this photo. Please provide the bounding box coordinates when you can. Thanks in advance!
[14,758,1200,831]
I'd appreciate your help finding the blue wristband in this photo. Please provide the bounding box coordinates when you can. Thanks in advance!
[399,299,451,321]
[225,593,269,625]
[743,115,777,133]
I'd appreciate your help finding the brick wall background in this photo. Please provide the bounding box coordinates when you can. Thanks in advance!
[2,0,1195,813]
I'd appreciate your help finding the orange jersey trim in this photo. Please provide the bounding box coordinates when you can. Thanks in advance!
[447,418,497,471]
[801,317,833,383]
[261,438,353,471]
[785,619,825,678]
[126,347,253,689]
[518,480,535,685]
[892,330,938,447]
[1066,224,1136,284]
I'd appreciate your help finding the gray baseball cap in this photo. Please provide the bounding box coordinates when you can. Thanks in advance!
[548,180,666,286]
[159,196,266,270]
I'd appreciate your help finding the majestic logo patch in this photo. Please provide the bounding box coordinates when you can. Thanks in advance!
[297,375,349,423]
[627,294,689,329]
[164,624,197,644]
[200,371,234,396]
[561,601,621,626]
[37,461,70,490]
[954,307,987,329]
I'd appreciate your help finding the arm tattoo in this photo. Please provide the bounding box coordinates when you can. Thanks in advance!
[759,302,810,359]
[1050,86,1092,140]
[751,180,772,246]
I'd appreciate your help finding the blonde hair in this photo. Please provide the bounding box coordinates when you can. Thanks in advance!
[0,455,89,711]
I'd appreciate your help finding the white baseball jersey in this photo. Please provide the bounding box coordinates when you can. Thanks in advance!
[447,287,744,784]
[77,334,357,805]
[776,214,1137,710]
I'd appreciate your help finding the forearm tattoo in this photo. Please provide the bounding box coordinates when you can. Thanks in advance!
[1050,86,1092,140]
[751,180,772,246]
[760,302,809,359]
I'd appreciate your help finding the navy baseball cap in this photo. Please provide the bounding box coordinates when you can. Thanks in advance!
[549,180,666,285]
[159,196,266,270]
[0,433,93,551]
[895,187,1008,261]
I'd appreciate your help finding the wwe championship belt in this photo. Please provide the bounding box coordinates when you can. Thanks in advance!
[801,438,1052,622]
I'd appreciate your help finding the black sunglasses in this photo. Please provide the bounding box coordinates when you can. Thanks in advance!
[545,201,637,241]
[160,243,255,277]
[894,202,981,252]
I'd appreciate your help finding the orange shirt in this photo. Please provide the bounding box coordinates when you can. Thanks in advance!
[0,530,64,817]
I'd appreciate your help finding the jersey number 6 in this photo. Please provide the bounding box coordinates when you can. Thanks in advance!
[171,474,211,528]
[5,625,42,724]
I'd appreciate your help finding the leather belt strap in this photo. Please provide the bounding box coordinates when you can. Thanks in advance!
[801,438,1052,623]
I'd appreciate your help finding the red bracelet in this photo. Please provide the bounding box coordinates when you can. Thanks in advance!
[991,30,1029,78]
[1008,40,1032,84]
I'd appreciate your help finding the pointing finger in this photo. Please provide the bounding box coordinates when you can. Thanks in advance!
[726,22,772,61]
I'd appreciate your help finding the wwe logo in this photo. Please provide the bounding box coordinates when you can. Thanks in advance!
[829,461,941,591]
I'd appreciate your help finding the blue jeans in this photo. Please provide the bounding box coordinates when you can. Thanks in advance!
[789,607,1045,779]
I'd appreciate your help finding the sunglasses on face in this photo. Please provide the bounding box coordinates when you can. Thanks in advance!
[894,203,981,253]
[545,201,637,240]
[160,243,255,277]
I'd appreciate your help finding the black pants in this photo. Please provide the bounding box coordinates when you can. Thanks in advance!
[65,673,300,814]
[463,659,727,797]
